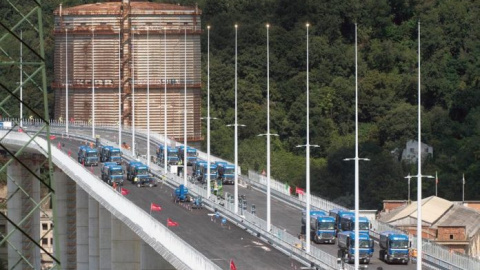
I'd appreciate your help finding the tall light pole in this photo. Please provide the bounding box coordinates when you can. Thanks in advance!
[183,27,187,186]
[65,28,69,133]
[92,26,95,139]
[20,31,23,128]
[132,29,136,157]
[259,23,278,231]
[118,28,122,147]
[163,27,168,171]
[227,24,245,214]
[147,27,151,167]
[206,25,212,198]
[413,21,434,270]
[343,23,370,269]
[296,23,319,252]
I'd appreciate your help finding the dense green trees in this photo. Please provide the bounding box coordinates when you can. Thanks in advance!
[2,0,480,210]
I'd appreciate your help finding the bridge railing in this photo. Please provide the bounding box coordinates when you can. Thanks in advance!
[17,120,480,269]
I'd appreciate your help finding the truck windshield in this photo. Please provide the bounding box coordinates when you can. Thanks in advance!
[168,152,177,158]
[210,168,218,174]
[359,222,369,230]
[391,240,409,249]
[137,169,148,175]
[111,170,122,175]
[187,152,196,157]
[224,168,235,175]
[87,152,97,157]
[111,152,120,157]
[318,221,335,230]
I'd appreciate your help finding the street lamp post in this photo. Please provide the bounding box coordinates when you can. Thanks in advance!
[147,27,151,167]
[65,29,68,133]
[118,28,122,147]
[20,31,23,128]
[343,23,370,269]
[227,24,245,214]
[295,23,320,253]
[132,29,136,157]
[91,26,95,139]
[258,23,279,231]
[163,27,168,172]
[183,27,187,186]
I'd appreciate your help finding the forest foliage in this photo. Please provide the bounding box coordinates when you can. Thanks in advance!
[2,0,480,209]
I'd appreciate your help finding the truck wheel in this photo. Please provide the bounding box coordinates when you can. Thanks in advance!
[384,254,388,263]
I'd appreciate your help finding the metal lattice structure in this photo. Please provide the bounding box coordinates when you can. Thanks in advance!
[0,0,60,269]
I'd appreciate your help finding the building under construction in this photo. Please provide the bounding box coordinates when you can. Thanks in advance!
[53,0,202,142]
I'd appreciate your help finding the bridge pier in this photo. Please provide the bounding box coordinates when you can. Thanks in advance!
[99,205,112,270]
[54,169,77,269]
[111,216,141,270]
[7,159,41,270]
[76,186,89,269]
[89,196,100,269]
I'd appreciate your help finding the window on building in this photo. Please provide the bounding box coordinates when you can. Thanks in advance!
[42,238,48,245]
[42,223,48,231]
[184,22,189,25]
[50,238,53,245]
[50,223,54,229]
[450,234,454,240]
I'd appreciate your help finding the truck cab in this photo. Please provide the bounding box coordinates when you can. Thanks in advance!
[173,184,190,202]
[177,146,197,165]
[101,162,118,181]
[100,146,113,162]
[340,215,370,235]
[78,146,98,166]
[192,160,207,180]
[131,163,155,187]
[198,163,218,184]
[337,231,374,264]
[218,163,235,185]
[379,231,410,265]
[106,165,123,186]
[301,210,336,244]
[328,209,354,235]
[126,161,142,181]
[157,145,179,165]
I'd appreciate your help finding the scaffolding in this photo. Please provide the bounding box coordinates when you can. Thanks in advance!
[0,0,59,269]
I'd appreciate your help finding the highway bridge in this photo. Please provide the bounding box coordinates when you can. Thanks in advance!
[1,121,479,270]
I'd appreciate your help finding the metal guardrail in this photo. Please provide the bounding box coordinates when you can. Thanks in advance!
[13,120,480,270]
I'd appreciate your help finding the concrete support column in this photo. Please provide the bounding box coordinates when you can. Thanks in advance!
[7,158,41,270]
[76,185,89,269]
[54,168,76,269]
[99,205,111,270]
[141,242,175,270]
[111,216,140,270]
[89,196,99,269]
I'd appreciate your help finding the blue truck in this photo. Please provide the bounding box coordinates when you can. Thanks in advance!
[339,215,370,235]
[130,163,155,187]
[177,146,197,165]
[173,184,190,202]
[157,144,179,165]
[216,162,235,185]
[192,160,207,180]
[78,146,99,166]
[198,163,218,184]
[100,146,122,164]
[379,231,410,265]
[328,209,354,235]
[301,210,336,244]
[101,162,124,186]
[337,231,374,264]
[126,161,142,181]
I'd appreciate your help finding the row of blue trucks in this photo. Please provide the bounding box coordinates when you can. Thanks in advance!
[156,144,198,165]
[78,145,122,166]
[301,209,410,265]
